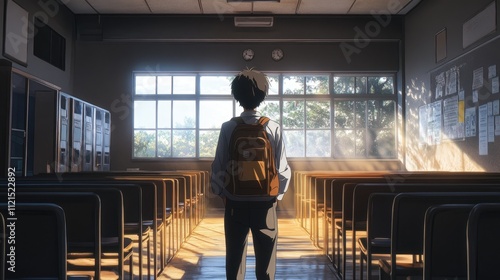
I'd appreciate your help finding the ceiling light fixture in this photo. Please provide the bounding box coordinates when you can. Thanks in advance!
[234,16,274,27]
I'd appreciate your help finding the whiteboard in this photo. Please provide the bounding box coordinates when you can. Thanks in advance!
[3,0,28,65]
[463,1,496,48]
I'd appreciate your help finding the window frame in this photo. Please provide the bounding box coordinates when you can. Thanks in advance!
[132,71,398,160]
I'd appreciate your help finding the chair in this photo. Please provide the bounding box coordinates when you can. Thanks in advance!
[467,203,500,280]
[9,192,101,279]
[358,193,396,280]
[11,182,135,280]
[379,192,500,280]
[423,204,474,280]
[165,177,180,261]
[0,203,67,280]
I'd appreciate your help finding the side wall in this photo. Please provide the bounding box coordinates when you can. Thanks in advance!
[0,0,75,91]
[405,0,500,171]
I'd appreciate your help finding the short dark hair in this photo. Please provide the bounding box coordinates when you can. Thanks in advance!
[231,69,269,110]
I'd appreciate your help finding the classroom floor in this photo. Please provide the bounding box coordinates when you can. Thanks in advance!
[155,209,338,280]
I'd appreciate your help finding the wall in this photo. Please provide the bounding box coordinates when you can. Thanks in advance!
[72,14,405,209]
[73,14,404,171]
[405,0,500,171]
[0,0,75,92]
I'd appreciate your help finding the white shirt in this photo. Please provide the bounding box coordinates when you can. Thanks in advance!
[210,110,291,201]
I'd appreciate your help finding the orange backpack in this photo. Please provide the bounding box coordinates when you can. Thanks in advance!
[226,117,279,197]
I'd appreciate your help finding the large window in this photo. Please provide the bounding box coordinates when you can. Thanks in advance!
[133,72,397,159]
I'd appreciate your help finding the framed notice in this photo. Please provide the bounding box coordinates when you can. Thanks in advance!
[3,0,28,66]
[435,28,447,63]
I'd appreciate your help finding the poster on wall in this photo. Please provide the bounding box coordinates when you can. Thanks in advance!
[3,0,28,66]
[443,95,465,140]
[465,107,477,137]
[419,101,442,145]
[478,104,488,155]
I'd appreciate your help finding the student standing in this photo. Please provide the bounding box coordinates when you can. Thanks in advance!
[211,68,291,280]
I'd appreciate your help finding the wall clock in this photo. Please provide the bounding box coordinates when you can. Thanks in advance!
[242,49,254,61]
[272,48,284,61]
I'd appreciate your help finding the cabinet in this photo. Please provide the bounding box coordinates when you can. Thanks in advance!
[0,59,111,176]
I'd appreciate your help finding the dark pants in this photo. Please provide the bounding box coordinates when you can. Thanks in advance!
[224,199,278,280]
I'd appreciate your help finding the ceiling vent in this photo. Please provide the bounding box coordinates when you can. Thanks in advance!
[234,16,274,27]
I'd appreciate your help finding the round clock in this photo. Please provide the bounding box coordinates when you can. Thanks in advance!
[272,48,284,61]
[242,49,254,61]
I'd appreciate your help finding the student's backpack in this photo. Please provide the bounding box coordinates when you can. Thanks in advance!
[226,116,279,197]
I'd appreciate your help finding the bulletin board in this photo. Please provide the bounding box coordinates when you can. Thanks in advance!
[422,35,500,156]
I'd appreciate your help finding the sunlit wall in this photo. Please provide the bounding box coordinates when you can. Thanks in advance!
[404,0,500,171]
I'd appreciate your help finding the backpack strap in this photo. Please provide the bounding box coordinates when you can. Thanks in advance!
[258,116,270,126]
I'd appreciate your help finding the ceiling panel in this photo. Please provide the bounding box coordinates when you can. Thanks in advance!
[87,0,151,14]
[148,0,201,14]
[201,0,252,14]
[63,0,96,14]
[253,0,299,14]
[349,0,413,14]
[297,0,355,14]
[63,0,420,15]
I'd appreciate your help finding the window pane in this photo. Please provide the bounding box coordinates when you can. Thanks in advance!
[200,100,233,128]
[158,76,172,95]
[173,101,196,128]
[306,75,329,95]
[306,101,330,129]
[200,76,232,95]
[283,76,304,95]
[367,100,395,129]
[306,130,331,157]
[333,76,355,94]
[134,101,156,128]
[173,76,196,94]
[260,100,280,123]
[284,130,305,157]
[158,101,171,129]
[372,129,396,158]
[355,77,367,94]
[268,75,279,95]
[368,76,394,94]
[135,76,156,95]
[333,130,354,158]
[235,103,243,116]
[355,101,366,128]
[157,130,171,157]
[199,130,219,157]
[355,129,366,158]
[334,101,354,129]
[134,130,156,157]
[173,130,195,157]
[283,100,304,129]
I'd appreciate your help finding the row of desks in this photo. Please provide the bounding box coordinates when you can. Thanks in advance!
[294,170,500,280]
[1,169,209,280]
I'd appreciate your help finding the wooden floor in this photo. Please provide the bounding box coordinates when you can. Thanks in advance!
[156,209,339,280]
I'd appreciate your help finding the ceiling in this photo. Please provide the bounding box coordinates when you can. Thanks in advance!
[63,0,421,15]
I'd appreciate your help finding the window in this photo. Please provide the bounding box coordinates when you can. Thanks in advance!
[133,72,397,159]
